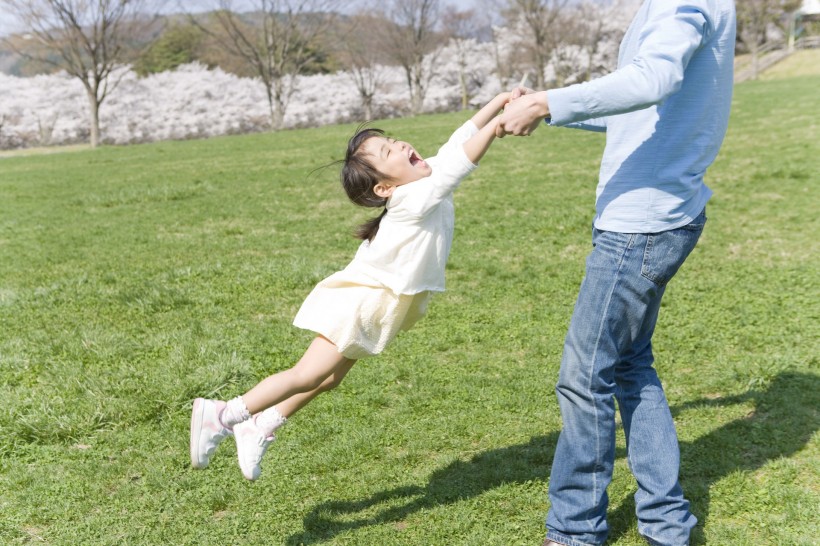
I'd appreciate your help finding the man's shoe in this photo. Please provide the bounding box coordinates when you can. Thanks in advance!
[190,398,232,468]
[542,540,564,546]
[234,417,275,481]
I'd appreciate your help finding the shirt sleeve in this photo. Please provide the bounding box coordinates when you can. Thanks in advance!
[436,120,480,157]
[390,121,479,218]
[429,120,479,198]
[560,117,608,133]
[547,2,714,126]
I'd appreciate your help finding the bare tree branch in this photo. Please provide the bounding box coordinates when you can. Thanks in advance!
[504,0,571,88]
[380,0,445,115]
[737,0,802,79]
[0,0,158,147]
[187,0,341,130]
[334,12,387,120]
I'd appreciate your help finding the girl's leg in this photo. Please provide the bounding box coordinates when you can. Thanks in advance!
[233,338,355,481]
[192,336,354,475]
[241,335,352,415]
[274,357,356,418]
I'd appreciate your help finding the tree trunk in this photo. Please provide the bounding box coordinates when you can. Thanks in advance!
[271,106,285,131]
[459,68,468,111]
[272,102,285,131]
[363,95,373,120]
[534,56,546,89]
[86,89,100,148]
[265,81,287,131]
[411,87,424,114]
[263,83,277,130]
[406,62,425,115]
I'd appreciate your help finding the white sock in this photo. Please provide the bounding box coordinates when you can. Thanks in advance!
[255,406,288,437]
[220,396,251,429]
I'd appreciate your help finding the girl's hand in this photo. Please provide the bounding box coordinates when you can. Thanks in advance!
[496,90,550,137]
[471,92,514,135]
[509,86,535,101]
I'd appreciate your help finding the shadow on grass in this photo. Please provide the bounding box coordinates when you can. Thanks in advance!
[289,371,817,545]
[285,433,560,545]
[608,371,819,545]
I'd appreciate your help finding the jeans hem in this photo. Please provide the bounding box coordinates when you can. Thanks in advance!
[640,533,689,546]
[546,530,598,546]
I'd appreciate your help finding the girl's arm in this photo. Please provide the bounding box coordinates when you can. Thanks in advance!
[471,92,510,130]
[463,92,510,164]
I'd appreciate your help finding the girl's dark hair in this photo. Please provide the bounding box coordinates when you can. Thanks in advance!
[341,127,390,241]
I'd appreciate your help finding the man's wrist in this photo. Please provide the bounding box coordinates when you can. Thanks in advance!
[536,90,551,121]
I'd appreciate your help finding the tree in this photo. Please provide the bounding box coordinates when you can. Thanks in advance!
[551,0,631,86]
[504,0,571,89]
[737,0,802,79]
[472,0,518,90]
[189,0,341,131]
[441,6,483,110]
[334,13,387,121]
[381,0,445,115]
[0,0,158,147]
[133,22,203,76]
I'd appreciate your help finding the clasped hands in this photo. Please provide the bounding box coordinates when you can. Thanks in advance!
[495,87,550,138]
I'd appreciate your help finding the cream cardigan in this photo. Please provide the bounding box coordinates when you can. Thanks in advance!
[344,120,479,295]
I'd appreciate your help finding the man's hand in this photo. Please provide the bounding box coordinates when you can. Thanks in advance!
[496,90,550,138]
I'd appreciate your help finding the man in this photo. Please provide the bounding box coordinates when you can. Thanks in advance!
[497,1,736,545]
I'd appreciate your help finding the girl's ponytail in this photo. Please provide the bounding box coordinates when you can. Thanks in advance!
[355,207,388,242]
[340,126,391,242]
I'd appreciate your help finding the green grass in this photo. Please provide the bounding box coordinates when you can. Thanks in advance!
[1,74,818,545]
[760,48,820,80]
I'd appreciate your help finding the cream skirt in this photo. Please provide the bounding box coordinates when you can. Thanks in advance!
[293,269,431,360]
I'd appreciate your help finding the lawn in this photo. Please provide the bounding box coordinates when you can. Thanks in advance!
[0,73,818,545]
[760,48,820,80]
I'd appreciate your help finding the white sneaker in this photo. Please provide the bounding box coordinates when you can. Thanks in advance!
[234,417,275,481]
[190,398,232,469]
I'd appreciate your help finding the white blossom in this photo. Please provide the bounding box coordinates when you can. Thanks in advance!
[0,23,626,149]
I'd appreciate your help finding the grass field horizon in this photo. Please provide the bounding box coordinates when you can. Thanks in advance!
[2,49,819,160]
[1,70,818,544]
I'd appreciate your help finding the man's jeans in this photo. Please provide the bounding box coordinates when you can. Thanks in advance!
[545,210,706,546]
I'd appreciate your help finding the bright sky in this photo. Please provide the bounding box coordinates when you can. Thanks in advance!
[0,0,482,37]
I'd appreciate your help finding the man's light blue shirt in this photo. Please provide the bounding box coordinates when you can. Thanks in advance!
[546,0,736,233]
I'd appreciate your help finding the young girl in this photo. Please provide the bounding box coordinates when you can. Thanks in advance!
[191,91,511,481]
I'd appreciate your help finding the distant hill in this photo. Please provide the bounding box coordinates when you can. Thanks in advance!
[0,18,162,77]
[0,11,273,77]
[0,50,20,74]
[0,9,490,77]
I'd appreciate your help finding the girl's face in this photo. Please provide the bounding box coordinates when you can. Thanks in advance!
[362,136,432,198]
